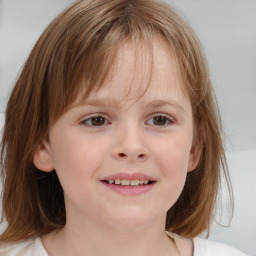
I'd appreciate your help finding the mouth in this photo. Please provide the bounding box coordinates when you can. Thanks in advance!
[100,174,157,196]
[102,179,156,186]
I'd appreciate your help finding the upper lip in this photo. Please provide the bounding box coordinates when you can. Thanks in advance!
[101,172,156,181]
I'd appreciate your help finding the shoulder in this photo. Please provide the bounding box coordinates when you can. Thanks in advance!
[193,237,248,256]
[0,237,48,256]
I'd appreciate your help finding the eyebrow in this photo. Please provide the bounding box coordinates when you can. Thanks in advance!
[82,98,122,108]
[81,98,186,113]
[146,99,186,113]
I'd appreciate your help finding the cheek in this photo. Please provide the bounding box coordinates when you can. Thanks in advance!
[153,134,192,172]
[151,135,192,196]
[152,142,191,212]
[51,129,106,168]
[49,133,107,196]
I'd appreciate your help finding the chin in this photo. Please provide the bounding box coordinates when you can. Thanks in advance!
[103,207,164,233]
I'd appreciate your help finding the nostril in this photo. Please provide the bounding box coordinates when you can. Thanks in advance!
[116,152,147,160]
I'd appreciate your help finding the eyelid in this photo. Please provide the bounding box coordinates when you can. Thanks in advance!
[146,113,175,126]
[80,113,111,126]
[151,113,174,120]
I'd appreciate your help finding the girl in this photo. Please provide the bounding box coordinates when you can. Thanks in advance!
[0,0,248,255]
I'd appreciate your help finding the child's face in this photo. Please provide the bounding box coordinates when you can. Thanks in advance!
[34,36,200,232]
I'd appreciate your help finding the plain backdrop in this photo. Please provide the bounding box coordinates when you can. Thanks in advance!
[0,1,256,255]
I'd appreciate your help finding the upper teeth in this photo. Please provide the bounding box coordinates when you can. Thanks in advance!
[107,179,150,186]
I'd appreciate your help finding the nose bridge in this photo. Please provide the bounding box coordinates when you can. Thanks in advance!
[112,121,149,162]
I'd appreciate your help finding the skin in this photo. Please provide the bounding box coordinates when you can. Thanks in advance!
[34,36,200,256]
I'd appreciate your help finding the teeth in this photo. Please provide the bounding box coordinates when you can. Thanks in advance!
[106,179,151,186]
[130,180,140,186]
[121,179,130,186]
[114,179,121,185]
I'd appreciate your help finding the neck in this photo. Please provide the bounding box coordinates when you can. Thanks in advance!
[42,216,178,256]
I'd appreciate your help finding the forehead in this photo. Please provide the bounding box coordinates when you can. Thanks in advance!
[75,35,188,107]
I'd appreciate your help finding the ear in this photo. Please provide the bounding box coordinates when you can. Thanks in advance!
[33,141,54,172]
[187,123,204,173]
[187,140,202,172]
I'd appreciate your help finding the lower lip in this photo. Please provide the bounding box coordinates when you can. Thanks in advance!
[101,182,155,196]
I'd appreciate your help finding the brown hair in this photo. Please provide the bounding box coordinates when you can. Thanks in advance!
[0,0,233,242]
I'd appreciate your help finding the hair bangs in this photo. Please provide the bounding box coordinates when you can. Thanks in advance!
[45,0,158,124]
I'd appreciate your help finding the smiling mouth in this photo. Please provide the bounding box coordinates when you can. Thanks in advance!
[101,176,156,195]
[103,179,156,186]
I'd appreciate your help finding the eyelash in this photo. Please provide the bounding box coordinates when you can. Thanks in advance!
[80,114,110,127]
[146,113,174,127]
[80,113,174,127]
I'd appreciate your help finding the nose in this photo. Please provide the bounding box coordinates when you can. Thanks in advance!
[111,127,150,162]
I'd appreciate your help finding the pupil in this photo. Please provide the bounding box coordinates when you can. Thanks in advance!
[153,116,166,125]
[92,117,105,126]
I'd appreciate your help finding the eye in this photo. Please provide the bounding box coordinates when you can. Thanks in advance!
[146,114,174,126]
[81,115,109,126]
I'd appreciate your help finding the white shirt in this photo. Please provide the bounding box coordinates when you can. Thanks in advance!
[0,236,248,256]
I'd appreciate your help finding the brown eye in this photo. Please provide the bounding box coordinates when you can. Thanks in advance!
[82,116,108,126]
[153,116,168,125]
[91,116,106,126]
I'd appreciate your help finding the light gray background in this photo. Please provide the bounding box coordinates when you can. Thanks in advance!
[0,1,255,255]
